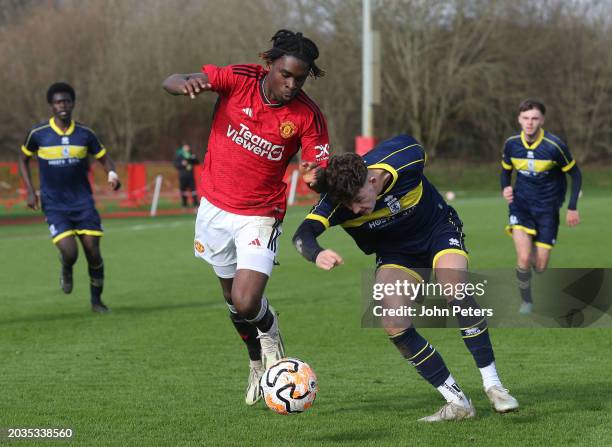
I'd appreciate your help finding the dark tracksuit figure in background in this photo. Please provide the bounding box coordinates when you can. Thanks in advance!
[174,143,200,207]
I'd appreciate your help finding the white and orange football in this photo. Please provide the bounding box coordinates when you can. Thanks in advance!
[260,358,318,415]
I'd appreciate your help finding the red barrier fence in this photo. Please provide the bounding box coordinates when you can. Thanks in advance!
[0,161,317,212]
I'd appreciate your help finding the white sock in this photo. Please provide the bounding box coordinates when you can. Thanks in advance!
[246,297,269,324]
[480,361,502,390]
[249,359,263,369]
[436,374,470,407]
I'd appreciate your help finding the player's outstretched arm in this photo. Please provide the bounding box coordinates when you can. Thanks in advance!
[18,152,38,210]
[162,73,211,98]
[292,219,343,270]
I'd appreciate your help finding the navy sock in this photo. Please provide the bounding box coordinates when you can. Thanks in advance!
[88,263,104,305]
[450,297,495,368]
[229,311,262,361]
[390,327,450,387]
[516,266,532,303]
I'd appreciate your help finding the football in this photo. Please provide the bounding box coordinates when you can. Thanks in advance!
[260,358,318,415]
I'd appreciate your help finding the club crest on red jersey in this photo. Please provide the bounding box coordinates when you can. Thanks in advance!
[280,121,297,139]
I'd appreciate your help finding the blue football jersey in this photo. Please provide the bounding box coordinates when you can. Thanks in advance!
[306,134,449,255]
[21,118,106,211]
[502,129,575,211]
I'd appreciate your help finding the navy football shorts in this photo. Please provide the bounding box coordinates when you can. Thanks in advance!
[44,207,103,244]
[506,202,559,249]
[375,207,469,281]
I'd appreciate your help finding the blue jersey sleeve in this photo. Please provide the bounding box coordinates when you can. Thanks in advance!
[305,193,347,229]
[85,128,107,159]
[501,141,513,170]
[364,135,426,195]
[552,139,575,172]
[21,128,40,157]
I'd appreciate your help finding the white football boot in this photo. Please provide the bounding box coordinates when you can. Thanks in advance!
[519,301,533,315]
[258,306,285,370]
[245,360,264,406]
[418,400,476,422]
[485,385,519,413]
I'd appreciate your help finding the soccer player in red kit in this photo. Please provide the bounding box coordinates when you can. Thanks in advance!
[162,30,330,406]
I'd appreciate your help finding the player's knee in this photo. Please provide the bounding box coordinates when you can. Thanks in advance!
[61,250,78,266]
[517,253,531,268]
[534,261,548,273]
[232,297,260,320]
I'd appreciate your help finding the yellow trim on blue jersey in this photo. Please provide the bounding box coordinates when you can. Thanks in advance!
[520,129,544,149]
[21,145,34,157]
[377,263,424,282]
[397,158,425,172]
[94,148,107,159]
[52,230,76,244]
[432,249,469,270]
[505,225,537,237]
[369,143,423,195]
[535,241,553,249]
[305,213,330,229]
[510,158,557,173]
[37,146,88,160]
[501,160,512,170]
[49,118,75,136]
[462,327,488,339]
[341,182,423,229]
[24,123,51,149]
[75,229,104,237]
[561,159,576,172]
[375,143,422,164]
[368,163,398,196]
[542,136,571,165]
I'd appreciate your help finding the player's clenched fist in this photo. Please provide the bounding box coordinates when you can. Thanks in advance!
[502,186,513,204]
[566,209,580,227]
[300,161,320,188]
[26,191,39,210]
[315,249,344,270]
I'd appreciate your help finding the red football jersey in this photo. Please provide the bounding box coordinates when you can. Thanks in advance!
[200,64,330,219]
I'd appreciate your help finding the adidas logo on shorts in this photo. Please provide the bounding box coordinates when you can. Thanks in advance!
[248,238,261,247]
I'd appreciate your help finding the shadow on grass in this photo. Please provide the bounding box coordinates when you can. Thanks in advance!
[312,380,610,426]
[0,300,219,326]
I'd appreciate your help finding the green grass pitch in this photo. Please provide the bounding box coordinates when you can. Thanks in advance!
[1,194,611,446]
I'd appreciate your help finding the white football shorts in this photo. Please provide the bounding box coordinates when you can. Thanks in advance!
[194,197,282,278]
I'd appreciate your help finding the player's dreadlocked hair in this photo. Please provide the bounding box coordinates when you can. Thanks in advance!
[47,82,75,104]
[260,29,325,78]
[322,153,368,204]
